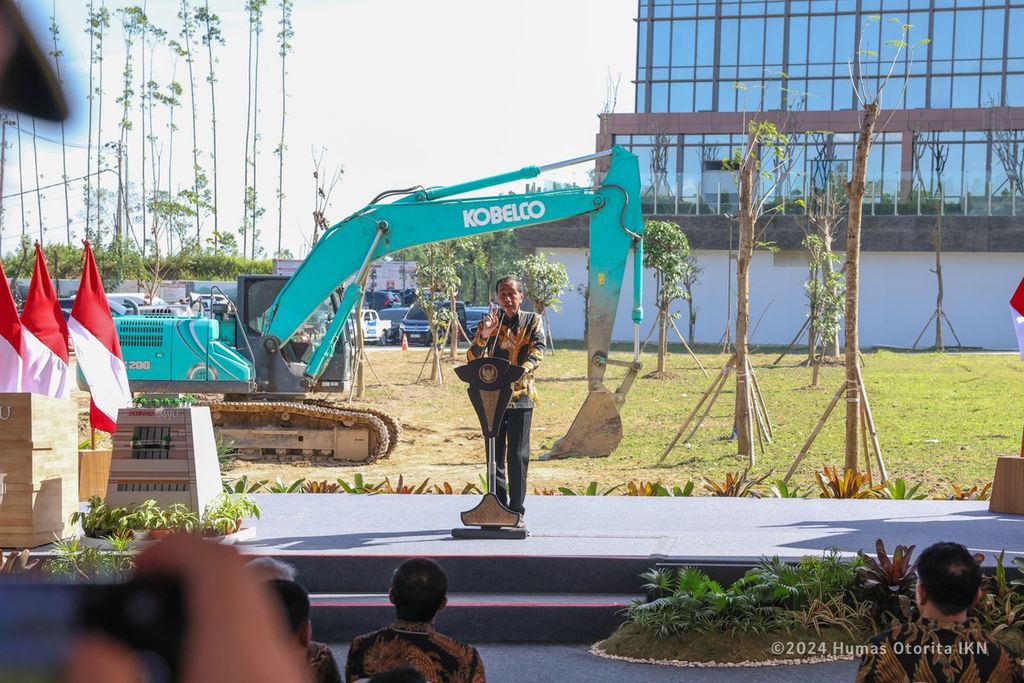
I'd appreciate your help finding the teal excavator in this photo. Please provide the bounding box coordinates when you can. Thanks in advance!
[113,146,644,464]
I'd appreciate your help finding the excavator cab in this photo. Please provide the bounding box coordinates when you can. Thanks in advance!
[233,274,353,395]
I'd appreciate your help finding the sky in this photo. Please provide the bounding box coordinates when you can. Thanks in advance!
[5,0,637,257]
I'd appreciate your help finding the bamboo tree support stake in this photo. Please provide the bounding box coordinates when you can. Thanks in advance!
[668,316,709,378]
[860,399,873,484]
[772,317,811,366]
[747,375,763,463]
[349,343,392,402]
[783,379,846,483]
[657,354,736,465]
[746,355,774,440]
[855,364,888,483]
[683,358,736,444]
[750,374,771,450]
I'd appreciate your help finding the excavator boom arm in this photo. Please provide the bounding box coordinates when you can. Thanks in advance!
[260,145,644,458]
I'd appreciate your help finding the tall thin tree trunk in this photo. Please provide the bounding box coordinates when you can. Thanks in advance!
[276,0,291,256]
[242,5,255,258]
[734,135,756,460]
[251,13,262,259]
[85,1,95,242]
[844,102,879,471]
[182,0,200,245]
[15,114,24,237]
[31,117,43,243]
[50,7,71,245]
[139,14,148,254]
[94,9,105,246]
[933,194,944,350]
[202,1,220,248]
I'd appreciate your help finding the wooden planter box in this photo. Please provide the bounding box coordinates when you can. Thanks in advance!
[78,449,112,501]
[0,393,78,548]
[989,456,1024,516]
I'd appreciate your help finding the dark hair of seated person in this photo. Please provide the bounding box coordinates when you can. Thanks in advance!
[368,666,428,683]
[268,578,311,633]
[390,558,447,623]
[915,541,982,616]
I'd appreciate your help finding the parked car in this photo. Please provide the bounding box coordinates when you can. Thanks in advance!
[377,306,410,345]
[400,301,467,346]
[57,296,128,321]
[363,290,402,311]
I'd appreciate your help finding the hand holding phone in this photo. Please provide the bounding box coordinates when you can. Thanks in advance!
[479,302,501,338]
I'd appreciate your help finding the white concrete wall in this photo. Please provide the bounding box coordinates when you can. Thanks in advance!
[539,247,1022,350]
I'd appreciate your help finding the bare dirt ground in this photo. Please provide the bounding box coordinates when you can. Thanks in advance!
[73,348,620,491]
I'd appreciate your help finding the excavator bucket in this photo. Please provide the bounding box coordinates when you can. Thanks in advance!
[539,391,624,460]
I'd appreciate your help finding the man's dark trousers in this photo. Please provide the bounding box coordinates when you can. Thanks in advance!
[493,407,532,515]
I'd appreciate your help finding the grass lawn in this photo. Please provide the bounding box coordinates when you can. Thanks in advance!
[225,344,1023,498]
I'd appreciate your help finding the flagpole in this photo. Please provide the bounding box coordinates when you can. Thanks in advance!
[91,427,96,451]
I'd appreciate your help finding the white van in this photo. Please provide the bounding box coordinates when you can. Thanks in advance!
[359,308,382,344]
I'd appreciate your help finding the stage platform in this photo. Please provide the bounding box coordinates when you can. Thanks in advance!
[235,495,1023,642]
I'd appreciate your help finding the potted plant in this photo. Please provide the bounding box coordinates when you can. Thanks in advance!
[201,494,261,536]
[159,504,201,536]
[124,499,164,538]
[69,496,133,539]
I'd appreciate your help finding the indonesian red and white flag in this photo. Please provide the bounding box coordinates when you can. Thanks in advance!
[69,241,131,432]
[0,260,22,392]
[20,243,70,398]
[1011,275,1024,359]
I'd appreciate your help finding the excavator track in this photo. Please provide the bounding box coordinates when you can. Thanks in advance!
[204,400,397,465]
[300,399,402,458]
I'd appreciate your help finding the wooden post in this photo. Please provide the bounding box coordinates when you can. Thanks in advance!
[783,380,846,483]
[668,316,709,377]
[657,355,735,465]
[855,364,888,483]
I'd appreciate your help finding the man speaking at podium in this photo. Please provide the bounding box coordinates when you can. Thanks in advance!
[468,277,545,526]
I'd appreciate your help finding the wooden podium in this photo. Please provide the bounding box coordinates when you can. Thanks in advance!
[0,393,78,548]
[989,456,1024,515]
[451,357,527,540]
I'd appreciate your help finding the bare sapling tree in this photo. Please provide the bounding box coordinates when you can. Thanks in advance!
[310,147,343,247]
[659,105,796,466]
[911,132,960,349]
[642,219,691,376]
[414,243,459,386]
[681,252,701,343]
[985,106,1024,207]
[516,251,570,353]
[645,130,675,214]
[840,17,927,470]
[729,115,797,461]
[785,18,926,482]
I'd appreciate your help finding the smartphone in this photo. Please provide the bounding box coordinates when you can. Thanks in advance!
[0,575,186,683]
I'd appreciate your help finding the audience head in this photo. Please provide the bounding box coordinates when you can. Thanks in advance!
[915,541,982,617]
[247,556,298,582]
[267,579,313,648]
[389,558,448,623]
[368,667,428,683]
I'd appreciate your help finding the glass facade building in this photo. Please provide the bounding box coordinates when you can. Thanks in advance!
[610,0,1024,217]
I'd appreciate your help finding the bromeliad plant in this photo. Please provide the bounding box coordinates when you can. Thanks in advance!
[882,478,927,500]
[854,539,918,628]
[701,468,772,498]
[815,467,884,499]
